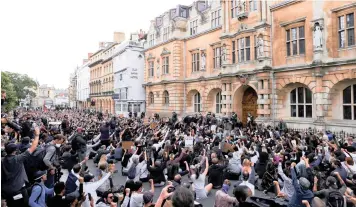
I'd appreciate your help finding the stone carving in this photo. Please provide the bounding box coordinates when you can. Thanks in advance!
[238,1,246,13]
[257,36,264,58]
[313,22,323,50]
[156,59,160,77]
[238,74,249,85]
[222,46,227,64]
[201,52,206,70]
[161,48,171,56]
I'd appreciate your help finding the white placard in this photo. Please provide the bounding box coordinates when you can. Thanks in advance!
[185,135,194,148]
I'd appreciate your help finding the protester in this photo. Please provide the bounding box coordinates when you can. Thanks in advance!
[28,170,54,207]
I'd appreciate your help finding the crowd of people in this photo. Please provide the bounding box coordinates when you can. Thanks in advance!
[1,107,356,207]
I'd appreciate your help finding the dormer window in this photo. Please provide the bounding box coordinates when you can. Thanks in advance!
[178,6,189,18]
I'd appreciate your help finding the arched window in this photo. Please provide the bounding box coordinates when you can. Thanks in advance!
[194,92,201,112]
[343,84,356,120]
[149,92,154,105]
[216,92,222,113]
[290,87,312,118]
[163,91,169,106]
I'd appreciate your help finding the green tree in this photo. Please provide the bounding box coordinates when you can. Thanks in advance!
[5,71,38,100]
[1,71,17,112]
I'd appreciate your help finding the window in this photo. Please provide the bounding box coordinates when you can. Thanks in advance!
[249,0,257,11]
[286,26,305,56]
[211,9,221,28]
[216,92,222,113]
[149,34,155,46]
[122,103,128,112]
[238,37,250,62]
[134,104,140,112]
[192,53,200,72]
[180,7,188,18]
[163,27,169,41]
[119,74,122,81]
[190,20,198,35]
[163,91,169,106]
[232,41,236,63]
[148,61,154,77]
[120,88,127,100]
[338,13,355,48]
[213,47,222,68]
[231,0,238,18]
[343,84,356,120]
[194,92,201,112]
[290,87,312,118]
[162,57,169,74]
[149,92,154,105]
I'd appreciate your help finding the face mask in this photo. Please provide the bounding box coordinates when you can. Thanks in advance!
[55,144,61,148]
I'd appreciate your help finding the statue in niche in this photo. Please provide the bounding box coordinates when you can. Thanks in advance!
[238,1,246,13]
[201,52,206,70]
[222,46,227,64]
[156,60,160,77]
[313,22,323,50]
[257,36,264,58]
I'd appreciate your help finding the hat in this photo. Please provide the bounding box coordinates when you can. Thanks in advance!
[143,191,154,204]
[299,177,310,189]
[326,176,338,189]
[84,174,95,182]
[21,137,31,144]
[77,127,84,133]
[5,143,18,154]
[34,170,47,181]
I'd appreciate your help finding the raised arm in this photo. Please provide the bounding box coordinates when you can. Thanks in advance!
[29,127,40,154]
[203,156,209,176]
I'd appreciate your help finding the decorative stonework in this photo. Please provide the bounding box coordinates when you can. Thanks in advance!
[160,48,171,56]
[146,53,155,61]
[238,74,249,85]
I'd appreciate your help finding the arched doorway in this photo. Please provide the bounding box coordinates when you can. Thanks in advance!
[242,87,258,124]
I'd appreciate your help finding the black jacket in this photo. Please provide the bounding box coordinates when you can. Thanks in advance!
[148,161,167,183]
[208,162,228,189]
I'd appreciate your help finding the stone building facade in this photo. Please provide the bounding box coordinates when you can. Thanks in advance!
[143,0,356,133]
[89,32,126,114]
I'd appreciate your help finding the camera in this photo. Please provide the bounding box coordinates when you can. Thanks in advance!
[167,186,175,193]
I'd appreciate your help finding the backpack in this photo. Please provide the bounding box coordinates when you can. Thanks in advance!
[71,135,79,151]
[127,163,137,180]
[31,145,56,171]
[27,183,43,204]
[327,191,344,207]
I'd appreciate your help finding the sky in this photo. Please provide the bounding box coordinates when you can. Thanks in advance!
[0,0,193,89]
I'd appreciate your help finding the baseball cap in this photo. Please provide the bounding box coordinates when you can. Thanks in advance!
[299,177,310,189]
[34,170,47,181]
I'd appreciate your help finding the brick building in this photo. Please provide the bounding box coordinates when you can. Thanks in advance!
[143,0,356,133]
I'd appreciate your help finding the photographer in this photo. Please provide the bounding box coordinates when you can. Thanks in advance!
[43,134,66,188]
[1,127,40,207]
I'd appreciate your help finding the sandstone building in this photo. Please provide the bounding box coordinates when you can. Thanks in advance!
[143,0,356,132]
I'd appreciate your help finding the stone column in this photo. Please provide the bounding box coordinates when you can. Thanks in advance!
[313,67,326,131]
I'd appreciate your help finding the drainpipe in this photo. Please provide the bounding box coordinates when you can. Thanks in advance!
[183,40,187,115]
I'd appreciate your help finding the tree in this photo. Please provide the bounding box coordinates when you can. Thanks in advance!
[5,71,38,100]
[1,72,17,112]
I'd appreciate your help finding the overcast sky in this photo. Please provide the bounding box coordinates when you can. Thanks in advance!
[0,0,193,89]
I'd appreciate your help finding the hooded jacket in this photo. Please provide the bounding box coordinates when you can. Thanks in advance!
[228,151,242,174]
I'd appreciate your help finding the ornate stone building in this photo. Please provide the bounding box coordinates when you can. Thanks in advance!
[144,0,356,133]
[89,32,126,114]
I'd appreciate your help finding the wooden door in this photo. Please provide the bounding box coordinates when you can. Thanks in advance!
[242,87,258,124]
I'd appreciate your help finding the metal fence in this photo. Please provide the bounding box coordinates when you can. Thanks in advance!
[288,127,356,139]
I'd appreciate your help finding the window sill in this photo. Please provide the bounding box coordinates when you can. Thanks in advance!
[338,45,356,51]
[286,54,306,59]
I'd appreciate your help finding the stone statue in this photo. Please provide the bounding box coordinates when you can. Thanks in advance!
[222,47,227,64]
[313,23,323,50]
[257,37,264,58]
[201,52,206,70]
[156,63,160,77]
[238,1,246,13]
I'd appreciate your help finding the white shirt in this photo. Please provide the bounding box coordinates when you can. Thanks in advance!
[240,181,255,196]
[83,172,111,207]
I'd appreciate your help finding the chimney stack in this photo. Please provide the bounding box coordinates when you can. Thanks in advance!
[113,32,125,44]
[87,53,93,59]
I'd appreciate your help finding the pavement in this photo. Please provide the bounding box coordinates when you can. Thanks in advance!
[86,159,272,207]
